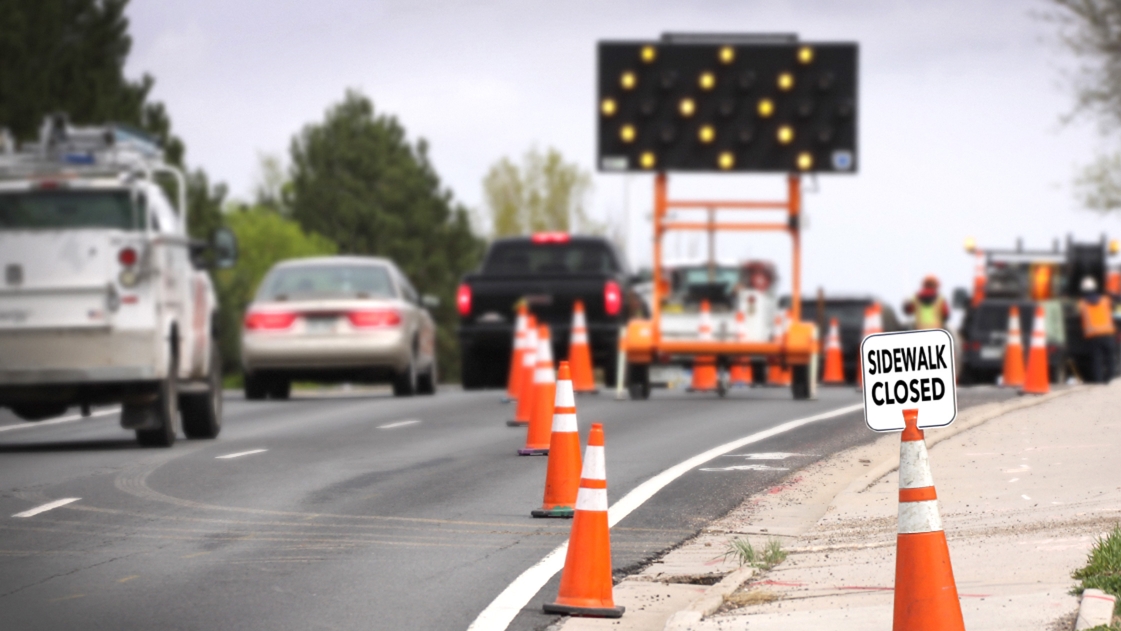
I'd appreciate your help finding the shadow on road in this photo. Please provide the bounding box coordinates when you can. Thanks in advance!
[0,438,141,453]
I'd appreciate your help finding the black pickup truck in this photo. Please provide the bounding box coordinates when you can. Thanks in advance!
[456,234,643,389]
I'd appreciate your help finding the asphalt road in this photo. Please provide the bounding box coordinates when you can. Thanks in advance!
[0,383,1015,631]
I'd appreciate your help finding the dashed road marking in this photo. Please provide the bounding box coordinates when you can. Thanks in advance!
[0,408,119,433]
[701,464,791,472]
[13,498,81,518]
[378,420,421,430]
[216,449,268,459]
[117,575,139,583]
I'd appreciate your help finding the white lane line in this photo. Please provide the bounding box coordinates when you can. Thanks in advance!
[378,420,421,430]
[216,449,268,459]
[467,402,864,631]
[0,407,120,433]
[13,498,81,518]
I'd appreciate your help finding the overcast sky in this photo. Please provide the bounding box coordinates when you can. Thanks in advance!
[124,0,1119,315]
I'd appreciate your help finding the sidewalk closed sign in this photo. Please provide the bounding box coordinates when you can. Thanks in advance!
[860,329,957,432]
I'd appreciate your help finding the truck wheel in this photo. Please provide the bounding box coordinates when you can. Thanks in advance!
[461,352,485,390]
[627,364,650,400]
[393,357,417,397]
[244,372,267,400]
[182,348,222,439]
[136,349,179,447]
[417,360,438,395]
[267,378,291,400]
[791,365,812,400]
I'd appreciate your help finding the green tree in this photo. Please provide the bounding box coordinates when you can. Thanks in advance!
[288,90,485,381]
[214,206,337,372]
[0,0,224,238]
[1049,0,1121,210]
[481,147,597,237]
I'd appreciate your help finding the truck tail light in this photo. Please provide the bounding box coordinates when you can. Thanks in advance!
[244,310,297,330]
[348,309,401,328]
[604,280,622,316]
[457,284,472,316]
[118,247,138,267]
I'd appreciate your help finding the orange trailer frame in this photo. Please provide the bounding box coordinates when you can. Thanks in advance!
[622,173,818,397]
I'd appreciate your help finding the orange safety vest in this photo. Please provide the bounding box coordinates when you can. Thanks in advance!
[913,296,945,330]
[1080,297,1116,338]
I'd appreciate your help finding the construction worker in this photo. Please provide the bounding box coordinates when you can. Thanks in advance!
[1078,276,1116,384]
[904,275,949,330]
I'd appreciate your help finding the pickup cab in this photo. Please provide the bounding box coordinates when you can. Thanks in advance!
[0,116,236,446]
[456,233,642,389]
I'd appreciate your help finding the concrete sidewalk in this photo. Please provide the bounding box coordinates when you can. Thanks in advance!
[557,383,1121,631]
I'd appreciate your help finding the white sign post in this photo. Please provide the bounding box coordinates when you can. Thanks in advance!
[860,329,957,432]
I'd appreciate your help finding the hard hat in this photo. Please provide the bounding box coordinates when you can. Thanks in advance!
[1081,276,1098,293]
[922,275,939,288]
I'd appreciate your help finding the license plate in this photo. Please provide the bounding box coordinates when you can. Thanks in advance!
[525,294,553,306]
[980,346,1003,360]
[305,317,336,333]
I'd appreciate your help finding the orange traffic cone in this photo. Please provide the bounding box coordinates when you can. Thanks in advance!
[822,317,845,384]
[690,299,718,391]
[520,325,556,456]
[893,409,965,631]
[1001,305,1025,388]
[568,301,598,394]
[767,311,792,386]
[505,304,529,402]
[543,423,625,618]
[1022,305,1050,394]
[533,361,582,518]
[856,303,883,389]
[509,318,538,427]
[971,251,986,308]
[729,309,752,385]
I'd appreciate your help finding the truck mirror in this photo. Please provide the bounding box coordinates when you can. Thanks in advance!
[951,287,970,310]
[421,294,440,309]
[212,227,238,269]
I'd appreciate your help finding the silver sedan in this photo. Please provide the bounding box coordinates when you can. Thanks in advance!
[241,256,438,399]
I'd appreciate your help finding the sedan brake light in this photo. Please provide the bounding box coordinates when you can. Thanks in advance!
[348,309,401,328]
[604,280,622,316]
[244,310,297,330]
[457,284,472,316]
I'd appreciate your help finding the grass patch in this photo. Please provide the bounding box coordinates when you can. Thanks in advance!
[723,537,788,570]
[1072,525,1121,618]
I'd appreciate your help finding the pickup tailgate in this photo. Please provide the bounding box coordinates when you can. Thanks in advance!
[466,273,612,328]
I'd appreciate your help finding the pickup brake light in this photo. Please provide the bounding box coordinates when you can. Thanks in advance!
[604,280,622,316]
[531,232,570,244]
[457,284,472,317]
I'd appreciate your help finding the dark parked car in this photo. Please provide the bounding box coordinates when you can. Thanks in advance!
[456,234,644,389]
[782,295,904,384]
[957,299,1066,384]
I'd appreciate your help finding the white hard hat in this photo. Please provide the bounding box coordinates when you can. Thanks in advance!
[1081,276,1098,293]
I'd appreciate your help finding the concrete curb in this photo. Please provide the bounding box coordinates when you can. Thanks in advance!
[1075,588,1116,630]
[662,566,755,631]
[658,386,1087,631]
[843,385,1086,496]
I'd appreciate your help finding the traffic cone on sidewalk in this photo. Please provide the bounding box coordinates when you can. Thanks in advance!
[509,318,538,427]
[822,317,845,384]
[893,409,965,631]
[729,309,752,386]
[505,304,529,402]
[767,311,792,386]
[568,301,598,394]
[1022,305,1050,395]
[520,325,556,456]
[543,423,625,618]
[1001,306,1025,388]
[690,299,718,391]
[533,361,582,518]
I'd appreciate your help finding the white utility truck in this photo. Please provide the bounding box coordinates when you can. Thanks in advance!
[0,115,236,447]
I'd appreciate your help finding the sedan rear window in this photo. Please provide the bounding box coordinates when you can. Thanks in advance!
[259,264,396,301]
[0,190,144,230]
[484,242,618,275]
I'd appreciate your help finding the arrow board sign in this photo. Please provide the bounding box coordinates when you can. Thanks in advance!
[860,329,957,432]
